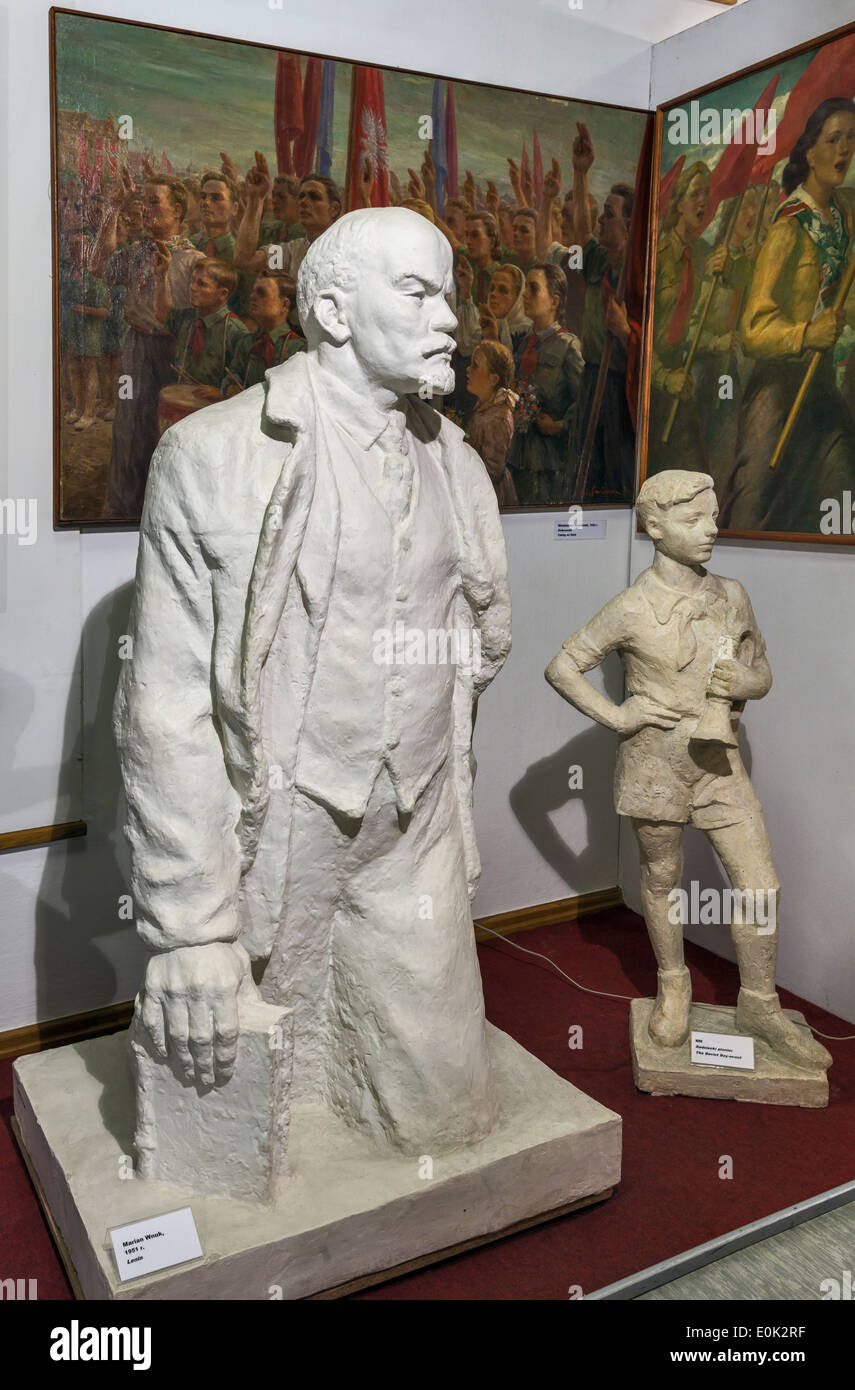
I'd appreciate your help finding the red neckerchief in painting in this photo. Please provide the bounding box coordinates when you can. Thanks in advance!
[517,323,562,380]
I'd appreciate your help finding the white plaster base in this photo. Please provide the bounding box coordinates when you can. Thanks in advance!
[130,1001,294,1204]
[630,1000,829,1108]
[13,1024,621,1300]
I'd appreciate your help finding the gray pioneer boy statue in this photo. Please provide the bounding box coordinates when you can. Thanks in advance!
[546,470,831,1075]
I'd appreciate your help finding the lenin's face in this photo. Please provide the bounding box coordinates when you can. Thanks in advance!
[340,219,457,399]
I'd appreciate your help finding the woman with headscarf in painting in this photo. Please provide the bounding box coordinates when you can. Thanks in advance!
[719,97,855,533]
[482,262,531,352]
[454,262,530,358]
[451,260,531,426]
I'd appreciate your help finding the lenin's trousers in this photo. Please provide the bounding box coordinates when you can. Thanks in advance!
[258,761,497,1155]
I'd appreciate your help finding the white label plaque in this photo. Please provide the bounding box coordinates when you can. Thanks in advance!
[691,1030,755,1071]
[554,519,607,540]
[110,1206,203,1281]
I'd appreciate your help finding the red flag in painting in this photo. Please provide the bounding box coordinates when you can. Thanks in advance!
[520,141,531,190]
[752,34,855,184]
[532,130,543,205]
[445,82,458,198]
[347,65,390,210]
[275,52,304,175]
[702,73,779,228]
[625,115,653,430]
[160,150,172,173]
[658,153,685,220]
[293,56,322,177]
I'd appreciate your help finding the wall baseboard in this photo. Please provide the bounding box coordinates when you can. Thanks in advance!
[0,888,623,1060]
[1,1001,134,1062]
[0,820,87,853]
[473,886,623,941]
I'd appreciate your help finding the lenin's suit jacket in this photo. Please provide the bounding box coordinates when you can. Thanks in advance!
[114,351,512,962]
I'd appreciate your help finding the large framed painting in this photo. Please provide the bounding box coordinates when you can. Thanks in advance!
[640,19,855,545]
[50,7,650,526]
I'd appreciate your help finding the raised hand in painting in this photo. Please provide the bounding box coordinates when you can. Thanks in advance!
[219,151,239,182]
[407,166,425,201]
[152,240,171,278]
[454,254,474,301]
[108,165,136,212]
[244,150,272,204]
[572,122,594,174]
[542,157,562,206]
[421,148,436,204]
[506,158,523,205]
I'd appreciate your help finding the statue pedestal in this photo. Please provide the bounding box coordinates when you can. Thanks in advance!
[131,1001,294,1204]
[630,999,828,1108]
[13,1024,620,1300]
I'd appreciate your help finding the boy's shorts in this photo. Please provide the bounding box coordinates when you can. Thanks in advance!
[615,718,764,830]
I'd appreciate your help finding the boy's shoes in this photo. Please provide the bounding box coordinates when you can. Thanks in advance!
[735,988,832,1071]
[649,965,692,1047]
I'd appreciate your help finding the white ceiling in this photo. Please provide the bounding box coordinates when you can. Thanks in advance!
[574,0,750,45]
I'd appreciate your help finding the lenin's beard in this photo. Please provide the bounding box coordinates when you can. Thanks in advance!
[419,357,456,399]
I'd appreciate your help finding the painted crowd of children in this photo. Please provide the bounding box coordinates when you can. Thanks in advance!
[58,120,635,518]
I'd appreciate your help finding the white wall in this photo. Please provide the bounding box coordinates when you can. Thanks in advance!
[618,0,855,1026]
[473,510,632,916]
[0,0,652,1031]
[649,0,855,102]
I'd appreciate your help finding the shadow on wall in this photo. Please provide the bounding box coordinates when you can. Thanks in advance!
[24,582,143,1028]
[506,650,636,977]
[508,648,624,891]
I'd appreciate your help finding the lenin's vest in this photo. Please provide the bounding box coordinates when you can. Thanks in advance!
[292,422,463,818]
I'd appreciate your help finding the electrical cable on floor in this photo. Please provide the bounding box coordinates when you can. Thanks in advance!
[474,920,635,1002]
[474,921,855,1042]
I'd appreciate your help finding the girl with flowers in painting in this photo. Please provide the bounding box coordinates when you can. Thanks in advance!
[508,263,583,507]
[465,340,519,507]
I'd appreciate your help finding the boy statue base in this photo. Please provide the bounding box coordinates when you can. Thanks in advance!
[630,1000,828,1109]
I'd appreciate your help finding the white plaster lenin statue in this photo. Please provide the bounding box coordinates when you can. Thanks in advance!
[546,471,830,1073]
[114,207,512,1159]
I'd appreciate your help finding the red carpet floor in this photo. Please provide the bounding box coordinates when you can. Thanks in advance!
[2,905,853,1301]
